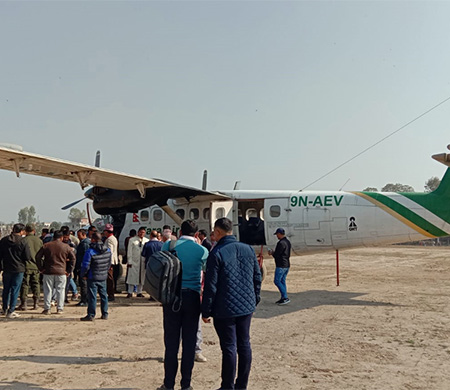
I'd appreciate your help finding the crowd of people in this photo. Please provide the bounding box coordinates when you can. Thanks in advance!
[0,217,291,390]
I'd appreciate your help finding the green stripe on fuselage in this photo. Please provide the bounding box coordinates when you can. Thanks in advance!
[361,192,449,237]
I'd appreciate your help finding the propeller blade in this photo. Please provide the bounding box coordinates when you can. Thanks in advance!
[95,150,101,167]
[61,198,87,210]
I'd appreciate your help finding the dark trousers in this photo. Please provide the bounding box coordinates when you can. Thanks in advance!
[20,270,40,303]
[2,272,24,314]
[106,266,115,299]
[87,279,108,318]
[78,276,88,303]
[163,289,200,390]
[213,313,253,390]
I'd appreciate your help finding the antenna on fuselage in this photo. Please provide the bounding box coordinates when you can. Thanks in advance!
[95,150,101,168]
[339,178,350,191]
[202,170,208,190]
[233,181,241,190]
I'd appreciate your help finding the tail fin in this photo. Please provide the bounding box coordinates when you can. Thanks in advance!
[432,168,450,198]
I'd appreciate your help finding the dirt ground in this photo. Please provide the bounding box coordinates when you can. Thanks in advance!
[1,245,450,390]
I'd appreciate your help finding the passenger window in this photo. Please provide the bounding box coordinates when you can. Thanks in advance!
[176,209,185,219]
[140,210,149,222]
[270,205,281,218]
[246,208,257,219]
[216,207,225,219]
[153,209,163,222]
[203,208,210,220]
[190,208,199,220]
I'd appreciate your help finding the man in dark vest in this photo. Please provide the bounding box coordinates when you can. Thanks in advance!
[80,232,111,321]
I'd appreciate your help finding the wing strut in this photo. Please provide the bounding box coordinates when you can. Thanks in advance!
[161,205,183,226]
[135,182,146,198]
[12,158,23,178]
[73,171,93,190]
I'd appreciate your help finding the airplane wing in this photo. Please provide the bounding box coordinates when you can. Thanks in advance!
[0,146,228,201]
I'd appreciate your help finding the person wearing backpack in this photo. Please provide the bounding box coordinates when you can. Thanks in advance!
[157,220,209,390]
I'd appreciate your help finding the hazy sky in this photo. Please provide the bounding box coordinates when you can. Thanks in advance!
[1,1,450,223]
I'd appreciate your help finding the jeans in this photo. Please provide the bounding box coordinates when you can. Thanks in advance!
[163,289,200,389]
[43,274,67,311]
[274,267,290,299]
[2,272,24,314]
[76,272,88,303]
[65,275,78,300]
[213,313,253,390]
[87,279,108,318]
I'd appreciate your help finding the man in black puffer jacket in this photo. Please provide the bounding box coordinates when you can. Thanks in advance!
[202,217,261,390]
[80,232,111,321]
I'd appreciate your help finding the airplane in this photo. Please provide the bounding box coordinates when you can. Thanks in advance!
[1,143,450,278]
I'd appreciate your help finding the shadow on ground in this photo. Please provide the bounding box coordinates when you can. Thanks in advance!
[0,355,162,365]
[255,289,398,319]
[0,382,136,390]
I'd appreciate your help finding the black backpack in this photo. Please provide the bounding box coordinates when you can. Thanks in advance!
[144,240,182,311]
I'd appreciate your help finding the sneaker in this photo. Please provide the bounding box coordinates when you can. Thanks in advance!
[80,315,94,321]
[136,293,145,298]
[156,385,174,390]
[195,353,207,362]
[275,298,284,304]
[108,297,115,302]
[41,309,50,315]
[76,301,87,307]
[182,387,193,390]
[71,293,79,301]
[101,314,108,320]
[126,293,132,298]
[56,309,63,315]
[6,311,21,319]
[277,298,290,305]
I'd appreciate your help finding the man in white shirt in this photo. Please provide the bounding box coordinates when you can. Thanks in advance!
[125,226,149,297]
[103,224,119,302]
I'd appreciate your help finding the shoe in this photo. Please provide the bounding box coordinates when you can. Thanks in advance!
[56,309,63,314]
[76,301,87,307]
[17,304,27,311]
[126,293,132,298]
[148,296,156,302]
[71,293,79,301]
[101,314,108,320]
[114,290,122,294]
[64,300,70,304]
[277,298,290,305]
[156,385,174,390]
[108,297,115,302]
[181,387,193,390]
[195,353,207,362]
[80,315,94,321]
[275,298,284,304]
[41,309,50,315]
[136,293,145,297]
[50,301,56,307]
[6,311,21,319]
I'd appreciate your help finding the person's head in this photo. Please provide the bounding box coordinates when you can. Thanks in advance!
[150,230,158,239]
[138,227,146,238]
[25,224,36,235]
[274,227,286,240]
[53,230,63,241]
[77,229,87,240]
[129,229,137,237]
[88,225,97,238]
[198,229,208,240]
[91,232,102,243]
[180,220,198,237]
[209,231,216,242]
[62,229,71,243]
[213,218,233,241]
[12,223,25,235]
[103,223,114,237]
[60,225,69,232]
[41,228,49,236]
[163,225,171,231]
[157,232,162,241]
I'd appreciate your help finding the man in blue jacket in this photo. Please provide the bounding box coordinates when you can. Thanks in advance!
[80,232,111,321]
[202,217,261,390]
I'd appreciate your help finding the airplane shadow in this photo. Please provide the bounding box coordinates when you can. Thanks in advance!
[0,382,136,390]
[0,355,161,365]
[255,289,399,319]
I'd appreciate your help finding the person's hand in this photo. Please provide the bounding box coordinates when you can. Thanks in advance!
[202,317,211,324]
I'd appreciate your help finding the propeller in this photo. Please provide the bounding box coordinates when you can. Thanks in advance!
[61,197,87,210]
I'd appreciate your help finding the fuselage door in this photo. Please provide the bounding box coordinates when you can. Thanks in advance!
[210,200,238,237]
[264,197,290,247]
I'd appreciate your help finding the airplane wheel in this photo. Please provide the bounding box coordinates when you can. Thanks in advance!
[261,263,267,282]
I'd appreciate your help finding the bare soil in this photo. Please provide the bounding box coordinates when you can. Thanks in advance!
[1,245,450,390]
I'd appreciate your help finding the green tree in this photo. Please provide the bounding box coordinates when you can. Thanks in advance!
[68,208,86,225]
[425,176,440,192]
[18,206,37,224]
[49,221,61,230]
[381,183,415,192]
[363,187,378,192]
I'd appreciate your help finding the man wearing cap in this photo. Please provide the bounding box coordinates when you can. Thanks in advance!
[103,224,119,301]
[268,228,291,305]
